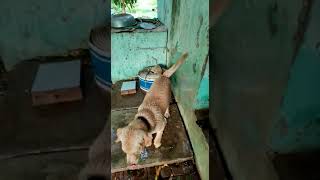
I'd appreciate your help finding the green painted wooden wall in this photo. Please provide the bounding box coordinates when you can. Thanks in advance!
[158,0,209,179]
[270,1,320,153]
[194,60,209,110]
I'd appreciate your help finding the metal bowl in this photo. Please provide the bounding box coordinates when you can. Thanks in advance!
[139,22,157,30]
[111,13,137,28]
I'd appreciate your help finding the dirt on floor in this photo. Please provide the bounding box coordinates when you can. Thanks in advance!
[0,57,110,180]
[112,160,201,180]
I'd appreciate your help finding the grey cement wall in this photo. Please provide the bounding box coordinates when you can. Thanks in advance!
[0,0,109,70]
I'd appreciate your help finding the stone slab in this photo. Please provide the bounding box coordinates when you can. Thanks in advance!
[111,104,193,173]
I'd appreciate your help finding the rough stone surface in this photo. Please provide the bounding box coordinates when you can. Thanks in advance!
[111,105,193,173]
[111,25,167,82]
[0,59,109,158]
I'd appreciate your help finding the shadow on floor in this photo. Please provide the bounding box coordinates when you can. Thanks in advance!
[0,59,110,154]
[0,58,110,179]
[195,109,232,180]
[0,150,89,180]
[273,151,320,180]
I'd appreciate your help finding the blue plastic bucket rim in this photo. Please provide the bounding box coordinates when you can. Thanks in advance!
[139,76,154,92]
[138,76,155,83]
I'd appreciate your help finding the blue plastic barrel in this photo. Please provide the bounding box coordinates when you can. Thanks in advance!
[89,27,111,91]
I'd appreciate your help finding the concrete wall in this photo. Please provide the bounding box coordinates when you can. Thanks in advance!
[111,28,167,82]
[211,0,320,179]
[158,0,209,179]
[0,0,109,70]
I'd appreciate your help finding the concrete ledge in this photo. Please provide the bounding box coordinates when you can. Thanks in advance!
[177,103,209,180]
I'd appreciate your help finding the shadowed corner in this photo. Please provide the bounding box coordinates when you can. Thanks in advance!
[87,175,107,180]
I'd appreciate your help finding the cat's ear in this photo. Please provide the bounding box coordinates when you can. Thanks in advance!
[115,128,123,143]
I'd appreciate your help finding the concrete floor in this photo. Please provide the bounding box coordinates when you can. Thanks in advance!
[111,105,193,173]
[111,80,193,173]
[0,58,110,179]
[0,150,88,180]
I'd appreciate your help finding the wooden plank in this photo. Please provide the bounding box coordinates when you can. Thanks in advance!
[111,104,193,173]
[111,80,145,110]
[120,80,137,96]
[31,60,82,105]
[120,89,136,96]
[32,87,82,106]
[32,60,81,92]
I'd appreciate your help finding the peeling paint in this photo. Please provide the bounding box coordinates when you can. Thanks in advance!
[271,0,320,153]
[158,0,209,179]
[111,27,167,82]
[196,16,203,48]
[292,0,313,61]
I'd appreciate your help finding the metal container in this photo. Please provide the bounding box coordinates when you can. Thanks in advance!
[111,13,137,28]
